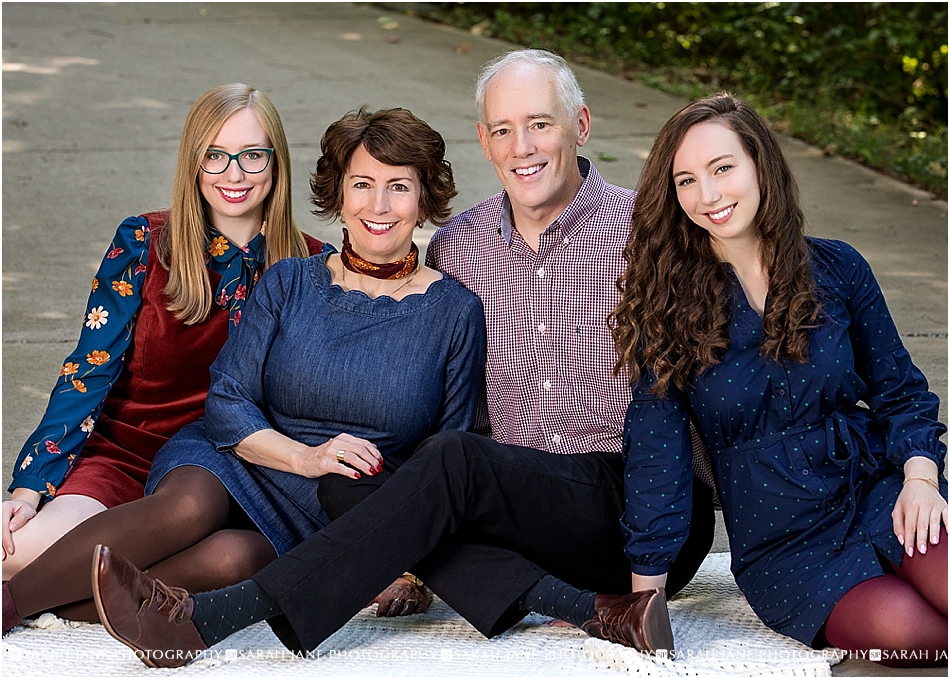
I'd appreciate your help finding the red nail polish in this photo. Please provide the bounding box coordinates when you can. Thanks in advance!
[354,472,361,479]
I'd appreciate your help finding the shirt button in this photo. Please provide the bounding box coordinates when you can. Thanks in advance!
[542,380,551,391]
[537,268,545,278]
[551,434,561,444]
[778,388,787,396]
[562,237,570,245]
[537,322,546,334]
[801,469,810,476]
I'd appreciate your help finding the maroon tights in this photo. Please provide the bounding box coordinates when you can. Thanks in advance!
[7,466,276,623]
[822,528,948,668]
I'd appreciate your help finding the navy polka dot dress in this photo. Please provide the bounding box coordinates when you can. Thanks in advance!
[621,238,947,646]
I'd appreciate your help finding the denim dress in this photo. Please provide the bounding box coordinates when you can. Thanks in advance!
[146,252,486,555]
[621,238,947,645]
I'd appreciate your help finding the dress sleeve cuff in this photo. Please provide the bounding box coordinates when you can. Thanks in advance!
[903,450,941,468]
[7,474,50,496]
[630,563,671,577]
[207,421,271,453]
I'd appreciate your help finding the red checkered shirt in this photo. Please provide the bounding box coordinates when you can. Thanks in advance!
[427,157,634,454]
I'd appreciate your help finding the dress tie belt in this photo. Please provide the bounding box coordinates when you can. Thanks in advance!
[712,412,880,551]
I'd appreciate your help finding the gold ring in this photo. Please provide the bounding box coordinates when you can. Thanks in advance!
[336,450,346,462]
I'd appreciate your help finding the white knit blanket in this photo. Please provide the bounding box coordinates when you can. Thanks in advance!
[2,553,842,677]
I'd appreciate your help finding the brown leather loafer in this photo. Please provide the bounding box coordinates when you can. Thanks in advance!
[92,544,208,668]
[580,587,674,655]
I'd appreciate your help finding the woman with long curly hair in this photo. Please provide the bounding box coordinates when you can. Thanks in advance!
[611,93,946,667]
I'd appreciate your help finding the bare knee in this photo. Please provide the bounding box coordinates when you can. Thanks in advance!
[1,495,106,578]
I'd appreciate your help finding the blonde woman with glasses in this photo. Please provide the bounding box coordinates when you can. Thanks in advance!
[3,83,327,631]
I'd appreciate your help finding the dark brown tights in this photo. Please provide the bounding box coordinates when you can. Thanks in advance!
[822,529,948,668]
[8,466,276,624]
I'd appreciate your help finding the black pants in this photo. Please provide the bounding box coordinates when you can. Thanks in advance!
[256,430,714,653]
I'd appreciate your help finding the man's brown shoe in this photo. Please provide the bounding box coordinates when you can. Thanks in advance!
[580,587,674,655]
[91,544,208,668]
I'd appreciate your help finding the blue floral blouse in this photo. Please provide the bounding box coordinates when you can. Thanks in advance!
[9,215,301,498]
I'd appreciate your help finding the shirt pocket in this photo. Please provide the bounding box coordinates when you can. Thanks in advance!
[561,321,628,427]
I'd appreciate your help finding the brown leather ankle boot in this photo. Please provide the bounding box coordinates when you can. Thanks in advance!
[581,587,674,655]
[92,544,208,668]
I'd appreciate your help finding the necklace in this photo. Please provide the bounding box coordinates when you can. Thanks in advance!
[340,227,418,279]
[341,261,419,298]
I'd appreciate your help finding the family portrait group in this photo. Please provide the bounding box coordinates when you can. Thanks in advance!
[2,4,946,676]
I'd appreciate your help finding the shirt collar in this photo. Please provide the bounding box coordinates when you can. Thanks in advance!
[205,226,267,330]
[499,156,603,245]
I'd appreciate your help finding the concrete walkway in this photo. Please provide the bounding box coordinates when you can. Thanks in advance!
[3,4,947,677]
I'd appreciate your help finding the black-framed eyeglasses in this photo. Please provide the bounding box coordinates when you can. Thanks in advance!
[200,148,274,174]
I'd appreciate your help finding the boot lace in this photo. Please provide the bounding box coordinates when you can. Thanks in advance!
[138,579,191,624]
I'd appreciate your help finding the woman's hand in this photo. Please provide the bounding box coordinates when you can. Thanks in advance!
[2,490,41,560]
[301,433,383,480]
[233,429,383,479]
[892,457,947,557]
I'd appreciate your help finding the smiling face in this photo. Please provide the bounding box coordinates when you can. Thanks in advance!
[198,107,274,231]
[672,121,761,253]
[476,61,590,230]
[341,144,421,264]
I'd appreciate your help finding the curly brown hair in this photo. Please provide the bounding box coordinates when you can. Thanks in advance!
[611,93,822,396]
[310,107,457,226]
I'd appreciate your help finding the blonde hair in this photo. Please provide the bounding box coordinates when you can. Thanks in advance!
[159,83,308,324]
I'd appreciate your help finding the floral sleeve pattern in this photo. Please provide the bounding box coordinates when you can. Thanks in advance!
[10,216,151,499]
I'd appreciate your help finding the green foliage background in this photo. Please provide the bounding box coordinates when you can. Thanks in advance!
[414,2,948,197]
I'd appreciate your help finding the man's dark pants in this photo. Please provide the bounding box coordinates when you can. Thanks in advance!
[257,430,715,653]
